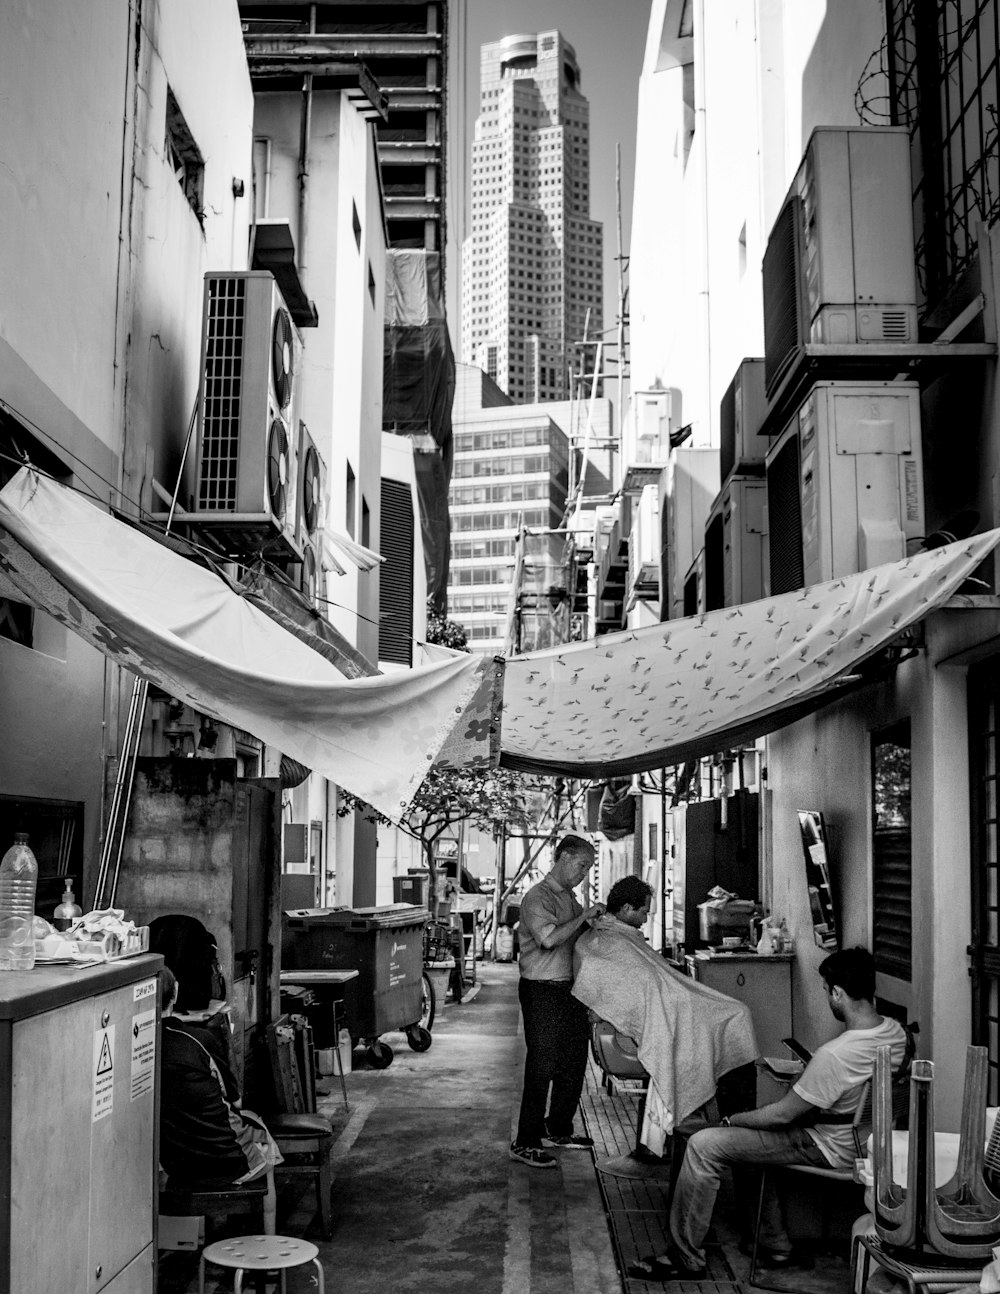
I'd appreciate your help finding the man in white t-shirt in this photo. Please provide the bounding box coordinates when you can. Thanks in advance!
[627,946,908,1282]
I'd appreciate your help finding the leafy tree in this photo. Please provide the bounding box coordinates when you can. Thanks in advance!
[339,767,539,911]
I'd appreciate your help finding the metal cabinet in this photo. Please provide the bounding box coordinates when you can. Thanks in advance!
[685,951,794,1059]
[0,955,162,1294]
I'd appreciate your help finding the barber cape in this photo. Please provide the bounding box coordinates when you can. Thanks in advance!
[572,916,760,1133]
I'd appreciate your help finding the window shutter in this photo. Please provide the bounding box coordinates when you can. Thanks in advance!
[379,479,414,666]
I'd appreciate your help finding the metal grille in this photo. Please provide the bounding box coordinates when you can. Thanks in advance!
[765,433,804,594]
[886,0,1000,311]
[762,197,802,397]
[970,658,1000,1102]
[872,722,913,981]
[198,276,246,510]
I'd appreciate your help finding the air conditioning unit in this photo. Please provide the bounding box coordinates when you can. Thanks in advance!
[705,477,768,610]
[623,388,681,493]
[626,483,660,608]
[765,381,924,594]
[295,422,327,604]
[192,271,302,560]
[665,448,719,620]
[683,548,706,617]
[762,127,918,399]
[720,359,768,484]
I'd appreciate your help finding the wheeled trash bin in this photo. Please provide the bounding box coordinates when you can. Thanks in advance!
[284,904,431,1068]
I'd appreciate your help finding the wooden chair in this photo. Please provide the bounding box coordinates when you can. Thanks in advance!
[159,1168,275,1243]
[266,1016,335,1240]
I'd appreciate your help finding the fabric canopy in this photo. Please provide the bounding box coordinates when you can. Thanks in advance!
[0,469,487,822]
[499,530,1000,777]
[3,468,1000,807]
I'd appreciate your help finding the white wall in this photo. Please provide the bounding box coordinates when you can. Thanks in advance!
[0,0,252,893]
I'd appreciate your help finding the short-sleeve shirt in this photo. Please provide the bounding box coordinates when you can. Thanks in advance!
[518,872,583,981]
[792,1016,907,1166]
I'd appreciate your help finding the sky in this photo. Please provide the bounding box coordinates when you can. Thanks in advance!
[444,0,652,354]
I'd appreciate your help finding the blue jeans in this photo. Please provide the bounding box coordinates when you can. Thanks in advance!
[669,1124,828,1268]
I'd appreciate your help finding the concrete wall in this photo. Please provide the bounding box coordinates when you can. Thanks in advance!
[0,0,251,899]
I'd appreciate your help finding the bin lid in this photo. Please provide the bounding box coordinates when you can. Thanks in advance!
[285,903,430,930]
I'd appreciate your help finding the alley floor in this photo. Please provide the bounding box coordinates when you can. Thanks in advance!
[158,961,863,1293]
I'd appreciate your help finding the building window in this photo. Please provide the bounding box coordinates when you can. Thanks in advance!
[165,87,205,221]
[352,201,362,250]
[872,720,912,980]
[368,263,376,306]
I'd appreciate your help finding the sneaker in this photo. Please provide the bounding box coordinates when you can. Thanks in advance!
[509,1141,557,1168]
[542,1132,595,1150]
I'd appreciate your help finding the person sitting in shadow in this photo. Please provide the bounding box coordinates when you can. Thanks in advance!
[159,966,282,1202]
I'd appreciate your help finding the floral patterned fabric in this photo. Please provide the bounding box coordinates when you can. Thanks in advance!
[0,469,484,822]
[499,529,1000,777]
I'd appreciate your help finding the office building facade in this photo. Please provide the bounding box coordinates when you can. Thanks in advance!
[460,31,603,403]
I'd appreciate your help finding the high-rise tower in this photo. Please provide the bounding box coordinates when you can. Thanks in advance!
[461,31,603,403]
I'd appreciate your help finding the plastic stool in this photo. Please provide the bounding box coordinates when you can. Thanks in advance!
[198,1235,324,1293]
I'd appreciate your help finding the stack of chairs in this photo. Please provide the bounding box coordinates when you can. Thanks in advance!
[853,1044,1000,1293]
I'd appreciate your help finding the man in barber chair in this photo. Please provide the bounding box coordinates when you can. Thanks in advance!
[628,946,907,1283]
[159,967,282,1197]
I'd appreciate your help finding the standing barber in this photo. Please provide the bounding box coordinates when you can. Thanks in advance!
[509,834,605,1168]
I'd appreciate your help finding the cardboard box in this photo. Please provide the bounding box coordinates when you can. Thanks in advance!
[158,1213,205,1251]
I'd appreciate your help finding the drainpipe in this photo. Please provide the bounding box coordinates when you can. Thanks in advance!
[297,4,316,287]
[696,0,711,437]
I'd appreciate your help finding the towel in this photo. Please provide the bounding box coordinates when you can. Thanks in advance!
[572,916,760,1132]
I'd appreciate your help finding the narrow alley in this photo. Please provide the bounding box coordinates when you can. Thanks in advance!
[158,963,857,1294]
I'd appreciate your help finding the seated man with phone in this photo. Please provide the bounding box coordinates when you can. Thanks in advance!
[628,946,908,1282]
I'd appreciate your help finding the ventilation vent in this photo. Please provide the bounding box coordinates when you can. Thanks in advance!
[762,197,803,398]
[704,512,725,611]
[719,376,736,486]
[301,446,321,534]
[199,277,246,511]
[766,432,804,594]
[880,311,910,340]
[266,419,289,519]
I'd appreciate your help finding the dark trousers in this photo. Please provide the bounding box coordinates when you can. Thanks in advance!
[515,977,590,1146]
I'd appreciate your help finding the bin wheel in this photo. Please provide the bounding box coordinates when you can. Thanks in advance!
[366,1040,393,1069]
[406,1024,433,1052]
[419,971,436,1032]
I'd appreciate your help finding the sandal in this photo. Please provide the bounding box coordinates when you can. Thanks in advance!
[626,1253,707,1282]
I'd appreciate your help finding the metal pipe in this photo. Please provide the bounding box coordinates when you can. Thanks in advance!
[297,6,316,289]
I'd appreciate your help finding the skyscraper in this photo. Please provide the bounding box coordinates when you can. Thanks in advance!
[461,31,603,403]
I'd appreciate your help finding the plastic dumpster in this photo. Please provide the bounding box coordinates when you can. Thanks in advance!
[284,904,431,1068]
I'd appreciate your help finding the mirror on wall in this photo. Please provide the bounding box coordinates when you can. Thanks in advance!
[798,810,838,950]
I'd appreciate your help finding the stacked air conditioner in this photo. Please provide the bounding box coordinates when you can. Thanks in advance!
[757,127,925,595]
[295,422,327,606]
[704,478,768,610]
[192,270,302,560]
[765,382,925,594]
[705,359,769,610]
[623,388,680,493]
[762,127,918,401]
[664,448,719,620]
[626,483,660,609]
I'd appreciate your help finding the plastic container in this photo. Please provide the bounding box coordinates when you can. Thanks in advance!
[285,904,430,1064]
[52,878,82,932]
[0,834,38,971]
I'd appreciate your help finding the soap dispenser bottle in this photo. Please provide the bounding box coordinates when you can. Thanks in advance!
[53,877,82,932]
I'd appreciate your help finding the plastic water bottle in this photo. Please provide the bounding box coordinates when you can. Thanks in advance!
[0,833,38,970]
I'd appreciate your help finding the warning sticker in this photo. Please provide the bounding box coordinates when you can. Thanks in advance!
[130,1008,156,1101]
[92,1025,115,1123]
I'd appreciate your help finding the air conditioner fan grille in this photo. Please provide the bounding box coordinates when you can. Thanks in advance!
[199,277,246,511]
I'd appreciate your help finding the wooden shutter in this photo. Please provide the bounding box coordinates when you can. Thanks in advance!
[379,478,414,666]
